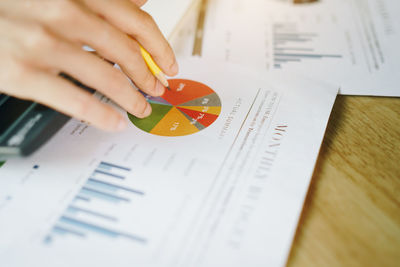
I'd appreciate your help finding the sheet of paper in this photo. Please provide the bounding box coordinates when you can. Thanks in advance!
[81,0,196,52]
[0,59,337,267]
[198,0,400,96]
[142,0,199,39]
[168,1,202,57]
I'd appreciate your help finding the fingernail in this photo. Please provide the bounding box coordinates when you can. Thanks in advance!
[116,117,128,131]
[143,102,152,117]
[155,80,165,96]
[170,60,179,75]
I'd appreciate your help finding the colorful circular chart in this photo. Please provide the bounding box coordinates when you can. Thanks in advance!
[127,79,221,137]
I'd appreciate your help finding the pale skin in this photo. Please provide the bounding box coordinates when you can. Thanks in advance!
[0,0,178,131]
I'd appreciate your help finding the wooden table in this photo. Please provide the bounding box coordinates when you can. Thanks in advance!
[286,96,400,267]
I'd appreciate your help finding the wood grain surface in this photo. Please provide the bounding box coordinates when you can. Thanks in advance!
[286,96,400,267]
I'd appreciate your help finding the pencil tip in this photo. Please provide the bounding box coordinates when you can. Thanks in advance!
[167,86,172,91]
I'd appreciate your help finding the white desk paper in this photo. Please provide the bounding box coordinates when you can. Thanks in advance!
[200,0,400,96]
[0,59,337,267]
[143,0,198,38]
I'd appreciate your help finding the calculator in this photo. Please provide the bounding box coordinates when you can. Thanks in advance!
[0,94,69,159]
[0,74,94,159]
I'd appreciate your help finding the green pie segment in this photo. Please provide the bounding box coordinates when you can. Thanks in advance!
[128,103,172,133]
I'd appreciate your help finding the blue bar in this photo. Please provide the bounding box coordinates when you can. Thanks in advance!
[274,64,281,68]
[274,48,314,52]
[274,58,301,62]
[274,33,318,37]
[97,163,111,171]
[273,40,287,44]
[67,205,118,222]
[274,40,309,45]
[43,235,53,244]
[53,225,86,237]
[274,37,311,42]
[87,179,118,192]
[88,178,144,195]
[274,53,342,58]
[80,187,130,202]
[61,216,118,238]
[94,169,125,179]
[75,195,90,202]
[100,161,131,171]
[60,216,146,244]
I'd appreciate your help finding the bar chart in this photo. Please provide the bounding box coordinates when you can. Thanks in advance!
[44,161,146,245]
[273,23,342,68]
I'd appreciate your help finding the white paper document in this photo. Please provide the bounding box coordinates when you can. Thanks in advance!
[143,0,198,38]
[0,59,337,267]
[199,0,400,96]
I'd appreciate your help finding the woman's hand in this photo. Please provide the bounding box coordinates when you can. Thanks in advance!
[0,0,178,131]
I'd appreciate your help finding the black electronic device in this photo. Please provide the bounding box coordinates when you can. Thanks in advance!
[0,94,69,158]
[0,74,94,159]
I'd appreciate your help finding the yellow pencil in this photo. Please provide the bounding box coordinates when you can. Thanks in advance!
[139,45,171,91]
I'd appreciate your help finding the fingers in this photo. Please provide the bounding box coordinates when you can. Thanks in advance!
[42,0,167,97]
[0,16,152,129]
[34,38,152,119]
[6,17,153,120]
[81,12,166,97]
[15,69,128,132]
[0,0,179,134]
[82,0,178,76]
[3,0,177,98]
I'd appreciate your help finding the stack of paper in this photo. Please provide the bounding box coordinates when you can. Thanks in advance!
[170,0,400,96]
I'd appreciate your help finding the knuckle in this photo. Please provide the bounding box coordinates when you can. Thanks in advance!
[27,24,55,49]
[121,63,136,79]
[11,61,30,80]
[138,11,156,30]
[131,96,147,115]
[0,61,32,96]
[11,55,32,77]
[73,94,93,118]
[141,70,157,91]
[162,44,175,66]
[47,0,79,22]
[46,36,63,51]
[105,70,128,93]
[102,107,119,126]
[97,24,114,45]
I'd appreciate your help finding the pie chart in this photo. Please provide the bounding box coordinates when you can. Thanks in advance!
[128,79,221,137]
